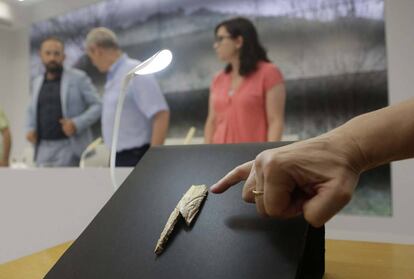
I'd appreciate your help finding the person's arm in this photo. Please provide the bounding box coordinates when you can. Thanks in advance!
[60,119,77,137]
[204,90,216,144]
[210,99,414,227]
[26,80,38,142]
[266,83,286,141]
[131,74,169,146]
[0,127,11,166]
[340,99,414,171]
[26,130,37,144]
[151,110,170,146]
[69,73,102,135]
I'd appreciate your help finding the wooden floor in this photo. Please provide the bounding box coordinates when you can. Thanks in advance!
[324,240,414,279]
[0,240,413,278]
[0,241,73,279]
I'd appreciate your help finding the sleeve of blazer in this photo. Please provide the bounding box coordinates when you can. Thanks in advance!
[71,73,102,134]
[26,79,37,133]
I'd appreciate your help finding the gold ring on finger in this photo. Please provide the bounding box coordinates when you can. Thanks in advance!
[252,190,264,196]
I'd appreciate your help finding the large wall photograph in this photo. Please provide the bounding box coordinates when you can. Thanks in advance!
[30,0,390,217]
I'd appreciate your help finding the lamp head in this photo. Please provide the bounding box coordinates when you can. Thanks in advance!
[132,49,173,76]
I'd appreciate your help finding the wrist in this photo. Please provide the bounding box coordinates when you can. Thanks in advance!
[321,128,368,174]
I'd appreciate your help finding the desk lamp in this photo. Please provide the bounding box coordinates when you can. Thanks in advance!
[110,49,173,189]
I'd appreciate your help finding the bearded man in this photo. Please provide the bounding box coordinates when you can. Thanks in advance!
[26,37,101,167]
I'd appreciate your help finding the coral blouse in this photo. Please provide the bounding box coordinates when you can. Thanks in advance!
[210,61,284,143]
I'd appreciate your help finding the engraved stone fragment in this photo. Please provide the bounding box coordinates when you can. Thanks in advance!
[154,185,208,255]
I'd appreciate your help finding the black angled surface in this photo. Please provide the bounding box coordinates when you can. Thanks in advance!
[45,143,324,279]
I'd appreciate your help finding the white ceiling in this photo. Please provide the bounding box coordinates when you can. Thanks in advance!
[2,0,57,7]
[0,0,101,27]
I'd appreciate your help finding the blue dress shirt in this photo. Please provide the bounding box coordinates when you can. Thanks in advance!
[102,54,169,151]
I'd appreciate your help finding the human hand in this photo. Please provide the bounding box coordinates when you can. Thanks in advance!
[60,119,77,137]
[210,133,365,227]
[26,130,37,144]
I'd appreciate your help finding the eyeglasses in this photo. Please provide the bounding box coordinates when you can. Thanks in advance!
[214,35,232,44]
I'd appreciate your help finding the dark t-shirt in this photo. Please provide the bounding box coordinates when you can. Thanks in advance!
[37,74,67,140]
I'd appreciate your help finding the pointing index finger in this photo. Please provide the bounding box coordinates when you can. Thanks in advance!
[210,161,253,194]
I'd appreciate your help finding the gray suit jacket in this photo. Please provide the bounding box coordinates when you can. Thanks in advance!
[27,67,102,157]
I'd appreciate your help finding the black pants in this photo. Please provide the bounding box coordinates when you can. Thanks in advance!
[116,144,150,167]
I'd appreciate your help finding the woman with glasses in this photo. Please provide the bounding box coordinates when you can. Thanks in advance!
[204,17,286,144]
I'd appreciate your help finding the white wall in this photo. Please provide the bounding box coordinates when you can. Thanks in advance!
[386,0,414,238]
[0,168,132,264]
[325,0,414,244]
[0,27,30,162]
[0,0,413,264]
[0,1,29,160]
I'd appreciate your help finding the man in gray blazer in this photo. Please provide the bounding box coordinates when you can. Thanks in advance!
[26,37,101,167]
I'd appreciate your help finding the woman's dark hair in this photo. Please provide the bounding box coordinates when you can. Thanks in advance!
[215,17,270,76]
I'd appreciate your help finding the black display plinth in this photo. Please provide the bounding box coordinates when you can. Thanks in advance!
[45,143,324,279]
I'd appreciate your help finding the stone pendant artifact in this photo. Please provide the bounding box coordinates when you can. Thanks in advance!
[154,185,208,255]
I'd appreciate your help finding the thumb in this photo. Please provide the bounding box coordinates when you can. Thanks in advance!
[302,181,354,227]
